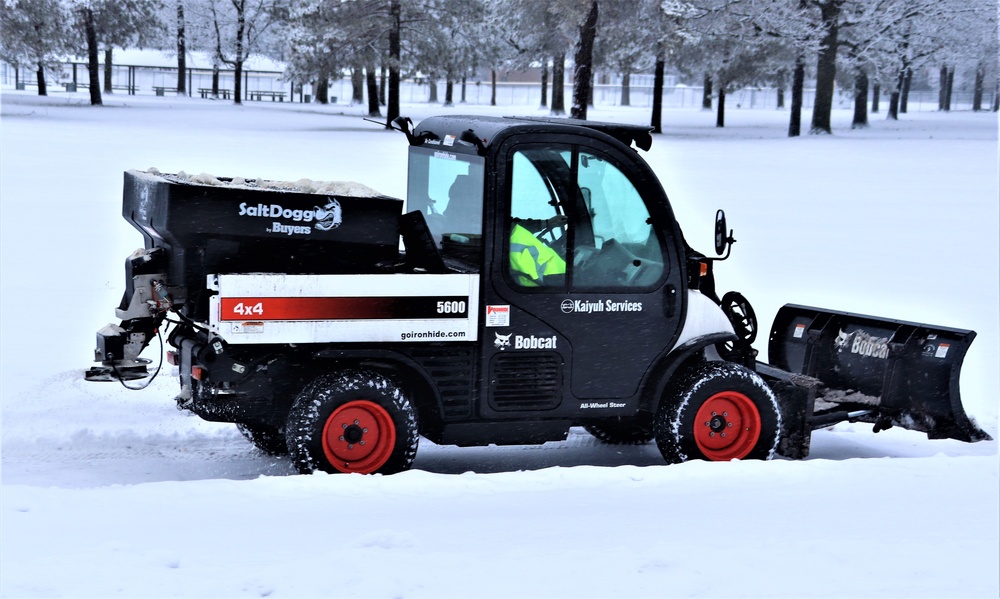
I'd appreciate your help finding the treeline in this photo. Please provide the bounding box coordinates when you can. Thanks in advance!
[2,0,997,135]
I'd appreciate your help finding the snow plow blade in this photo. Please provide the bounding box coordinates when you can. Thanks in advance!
[767,304,990,448]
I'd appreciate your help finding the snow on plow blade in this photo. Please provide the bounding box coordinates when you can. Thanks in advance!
[768,304,990,445]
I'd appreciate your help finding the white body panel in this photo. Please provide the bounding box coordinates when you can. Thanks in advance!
[670,290,735,350]
[209,273,480,345]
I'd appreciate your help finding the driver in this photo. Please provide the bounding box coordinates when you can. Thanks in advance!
[509,224,566,287]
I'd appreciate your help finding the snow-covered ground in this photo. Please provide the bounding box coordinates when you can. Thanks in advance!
[1,91,997,598]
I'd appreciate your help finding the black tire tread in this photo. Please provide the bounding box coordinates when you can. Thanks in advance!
[654,360,781,464]
[286,370,418,474]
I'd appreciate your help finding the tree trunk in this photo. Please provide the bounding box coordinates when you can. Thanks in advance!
[776,69,786,109]
[386,0,401,127]
[887,90,900,120]
[788,54,804,137]
[993,81,999,112]
[716,86,725,127]
[650,44,665,134]
[316,75,329,104]
[852,70,868,128]
[428,78,438,103]
[351,66,364,104]
[620,69,630,106]
[944,68,954,111]
[444,79,454,106]
[35,63,47,96]
[84,8,102,105]
[570,0,598,121]
[973,64,984,111]
[551,53,566,115]
[176,0,186,94]
[871,83,880,113]
[540,63,548,107]
[232,0,245,104]
[365,67,381,116]
[379,64,387,106]
[212,65,220,96]
[233,63,243,104]
[702,72,712,109]
[490,70,497,106]
[103,48,113,93]
[461,76,467,103]
[810,1,841,134]
[900,67,911,113]
[938,65,948,110]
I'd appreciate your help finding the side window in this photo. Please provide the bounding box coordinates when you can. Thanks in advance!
[508,150,569,288]
[407,147,485,254]
[505,145,665,290]
[573,152,664,288]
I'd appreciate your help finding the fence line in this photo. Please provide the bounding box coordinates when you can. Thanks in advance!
[3,60,994,111]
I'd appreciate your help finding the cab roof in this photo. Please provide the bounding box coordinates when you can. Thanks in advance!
[410,115,654,155]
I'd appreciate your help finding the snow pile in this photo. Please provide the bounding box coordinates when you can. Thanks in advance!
[147,167,385,197]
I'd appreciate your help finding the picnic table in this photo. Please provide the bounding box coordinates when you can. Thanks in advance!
[198,88,232,99]
[248,90,286,102]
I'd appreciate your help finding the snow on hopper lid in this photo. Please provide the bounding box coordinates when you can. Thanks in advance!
[139,168,385,198]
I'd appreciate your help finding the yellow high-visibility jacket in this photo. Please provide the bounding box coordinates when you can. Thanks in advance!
[509,224,566,286]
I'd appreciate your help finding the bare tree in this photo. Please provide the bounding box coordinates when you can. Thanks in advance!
[1,0,74,96]
[176,0,187,93]
[207,0,278,104]
[570,0,598,120]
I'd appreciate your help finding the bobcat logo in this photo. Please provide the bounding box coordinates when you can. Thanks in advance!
[834,329,850,350]
[314,198,343,231]
[834,328,890,359]
[494,332,512,350]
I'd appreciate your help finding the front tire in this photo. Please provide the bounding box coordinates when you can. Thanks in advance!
[286,370,418,475]
[654,361,780,464]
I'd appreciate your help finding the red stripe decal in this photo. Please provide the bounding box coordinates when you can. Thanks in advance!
[220,297,468,321]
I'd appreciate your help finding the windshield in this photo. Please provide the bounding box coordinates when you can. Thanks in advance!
[407,146,485,248]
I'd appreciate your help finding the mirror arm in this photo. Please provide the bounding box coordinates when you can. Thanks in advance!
[705,231,736,262]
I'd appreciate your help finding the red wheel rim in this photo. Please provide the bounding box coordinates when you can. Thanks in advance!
[693,391,761,461]
[322,400,397,474]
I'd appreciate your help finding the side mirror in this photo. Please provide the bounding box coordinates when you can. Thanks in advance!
[714,209,728,255]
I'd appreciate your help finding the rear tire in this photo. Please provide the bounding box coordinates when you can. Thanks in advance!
[286,370,418,475]
[584,416,654,445]
[654,361,780,464]
[236,421,289,456]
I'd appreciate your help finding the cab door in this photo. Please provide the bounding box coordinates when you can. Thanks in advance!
[482,133,687,412]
